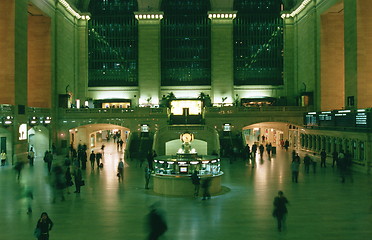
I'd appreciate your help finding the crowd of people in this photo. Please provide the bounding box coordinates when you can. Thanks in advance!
[5,135,359,239]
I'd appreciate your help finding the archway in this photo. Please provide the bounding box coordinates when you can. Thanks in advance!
[28,125,50,158]
[0,127,12,164]
[68,123,131,157]
[242,121,300,150]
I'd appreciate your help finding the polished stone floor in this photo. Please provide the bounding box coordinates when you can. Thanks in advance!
[0,143,371,240]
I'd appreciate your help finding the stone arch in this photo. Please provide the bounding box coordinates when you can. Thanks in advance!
[28,125,50,157]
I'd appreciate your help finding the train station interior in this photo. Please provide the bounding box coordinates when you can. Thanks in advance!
[0,0,371,239]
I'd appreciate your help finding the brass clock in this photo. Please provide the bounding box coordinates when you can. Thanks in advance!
[181,133,194,143]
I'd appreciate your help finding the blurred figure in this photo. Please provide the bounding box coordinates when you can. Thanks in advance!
[14,161,24,180]
[51,165,66,203]
[0,150,6,166]
[303,154,312,174]
[144,166,151,189]
[273,190,289,232]
[35,212,54,240]
[191,171,200,197]
[147,202,167,240]
[147,150,155,170]
[332,150,338,168]
[259,144,264,158]
[96,151,102,167]
[284,139,289,151]
[28,147,35,166]
[89,150,96,170]
[73,166,83,193]
[117,159,124,182]
[201,177,212,200]
[21,186,34,215]
[65,166,73,194]
[291,154,300,183]
[320,149,327,168]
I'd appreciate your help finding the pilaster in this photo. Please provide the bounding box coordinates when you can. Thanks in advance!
[135,12,163,106]
[208,11,236,105]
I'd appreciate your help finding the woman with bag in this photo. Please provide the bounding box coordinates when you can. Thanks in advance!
[35,212,53,240]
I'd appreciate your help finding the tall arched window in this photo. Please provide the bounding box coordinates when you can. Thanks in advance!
[88,0,138,87]
[161,0,211,86]
[234,0,283,85]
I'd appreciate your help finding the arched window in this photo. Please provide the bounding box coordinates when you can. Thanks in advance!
[88,0,138,87]
[161,0,211,86]
[234,0,283,85]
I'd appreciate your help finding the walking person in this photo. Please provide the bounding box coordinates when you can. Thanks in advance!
[89,150,96,170]
[291,154,300,183]
[201,177,212,200]
[303,154,311,174]
[117,159,124,182]
[145,166,151,189]
[65,166,73,194]
[320,149,327,168]
[46,151,53,173]
[73,166,83,193]
[28,147,35,166]
[332,150,338,168]
[191,171,200,197]
[14,161,24,181]
[35,212,54,240]
[273,191,289,232]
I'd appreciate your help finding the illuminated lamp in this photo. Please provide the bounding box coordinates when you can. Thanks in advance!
[2,116,13,127]
[44,116,52,125]
[29,116,38,126]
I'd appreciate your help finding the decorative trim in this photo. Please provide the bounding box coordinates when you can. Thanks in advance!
[281,0,312,19]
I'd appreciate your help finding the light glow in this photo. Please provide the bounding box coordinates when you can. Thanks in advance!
[208,12,237,19]
[281,0,312,19]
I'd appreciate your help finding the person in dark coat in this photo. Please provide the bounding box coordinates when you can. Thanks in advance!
[73,166,83,193]
[201,177,212,200]
[35,212,53,240]
[273,191,289,232]
[320,149,327,168]
[332,150,338,168]
[303,154,311,173]
[191,171,200,197]
[65,166,73,194]
[89,150,96,169]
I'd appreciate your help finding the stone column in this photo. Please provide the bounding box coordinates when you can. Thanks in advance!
[283,17,296,105]
[13,0,29,164]
[356,0,372,108]
[208,12,236,105]
[135,12,163,106]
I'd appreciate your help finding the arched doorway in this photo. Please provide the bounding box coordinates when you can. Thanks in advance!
[28,125,50,158]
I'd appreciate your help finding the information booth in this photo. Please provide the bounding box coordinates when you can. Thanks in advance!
[152,133,223,196]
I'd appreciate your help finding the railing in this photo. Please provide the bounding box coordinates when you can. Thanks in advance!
[60,107,167,115]
[0,104,14,114]
[206,106,311,114]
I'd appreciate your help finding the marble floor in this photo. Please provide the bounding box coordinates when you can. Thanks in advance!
[0,143,371,240]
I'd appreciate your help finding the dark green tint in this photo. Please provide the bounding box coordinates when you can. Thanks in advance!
[88,0,138,87]
[161,0,211,86]
[234,0,283,85]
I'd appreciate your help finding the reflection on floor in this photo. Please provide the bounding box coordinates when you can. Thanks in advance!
[0,142,371,240]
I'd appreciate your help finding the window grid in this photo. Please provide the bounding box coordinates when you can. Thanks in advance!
[233,0,283,86]
[161,0,211,86]
[88,1,138,87]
